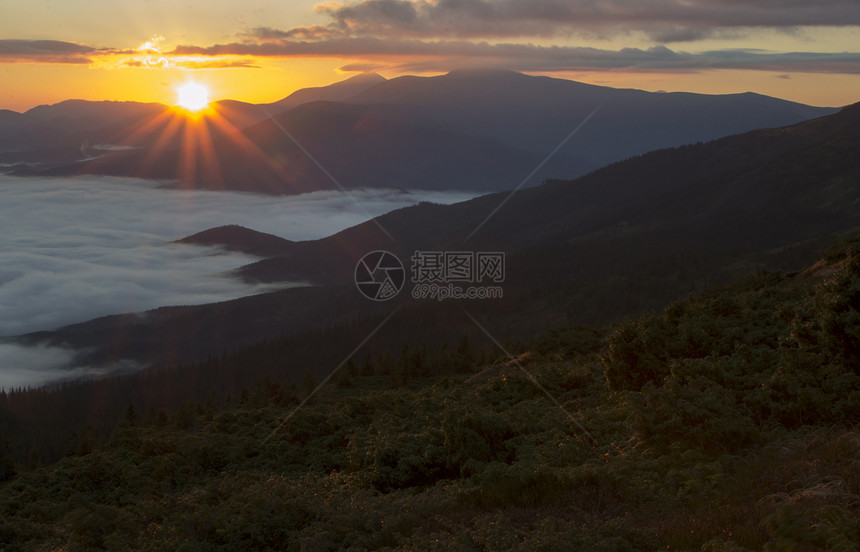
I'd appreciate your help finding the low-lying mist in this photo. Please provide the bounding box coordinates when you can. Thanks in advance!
[0,175,478,388]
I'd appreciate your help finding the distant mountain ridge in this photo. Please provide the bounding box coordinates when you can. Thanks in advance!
[263,72,387,112]
[0,73,387,155]
[21,100,553,194]
[345,69,835,164]
[0,70,839,194]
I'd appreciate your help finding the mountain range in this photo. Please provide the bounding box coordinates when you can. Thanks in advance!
[0,70,837,194]
[17,101,860,370]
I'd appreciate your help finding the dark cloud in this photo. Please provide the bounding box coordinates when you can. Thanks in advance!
[173,1,860,75]
[173,59,260,69]
[339,62,388,72]
[0,39,99,63]
[242,25,341,41]
[6,1,858,74]
[312,0,860,42]
[0,39,255,69]
[171,38,860,74]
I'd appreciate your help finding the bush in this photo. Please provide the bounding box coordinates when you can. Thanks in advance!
[442,405,515,474]
[628,375,759,453]
[816,250,860,367]
[603,314,673,392]
[762,504,860,552]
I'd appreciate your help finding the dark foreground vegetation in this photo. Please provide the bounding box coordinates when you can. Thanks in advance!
[1,235,859,551]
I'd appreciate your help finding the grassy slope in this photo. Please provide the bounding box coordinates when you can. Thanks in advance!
[1,238,859,551]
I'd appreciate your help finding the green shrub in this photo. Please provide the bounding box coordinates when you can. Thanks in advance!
[762,504,860,552]
[442,405,516,474]
[815,251,860,367]
[603,314,673,392]
[628,376,759,453]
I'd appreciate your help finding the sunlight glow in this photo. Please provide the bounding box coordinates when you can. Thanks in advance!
[176,82,210,112]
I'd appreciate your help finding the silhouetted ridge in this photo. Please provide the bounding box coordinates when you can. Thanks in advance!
[177,225,294,257]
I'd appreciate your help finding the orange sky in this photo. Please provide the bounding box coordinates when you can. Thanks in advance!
[1,1,859,111]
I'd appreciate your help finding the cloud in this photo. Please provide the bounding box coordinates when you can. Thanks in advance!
[0,342,140,390]
[309,0,860,42]
[0,39,100,64]
[0,36,260,70]
[116,57,261,69]
[172,38,860,74]
[243,25,342,41]
[173,1,852,75]
[6,1,859,74]
[117,58,169,69]
[173,59,261,69]
[0,175,477,338]
[339,62,388,72]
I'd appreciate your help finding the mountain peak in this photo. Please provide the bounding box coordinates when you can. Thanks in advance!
[268,72,387,110]
[341,72,386,84]
[176,225,294,257]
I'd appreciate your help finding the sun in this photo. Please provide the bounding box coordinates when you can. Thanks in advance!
[176,82,210,112]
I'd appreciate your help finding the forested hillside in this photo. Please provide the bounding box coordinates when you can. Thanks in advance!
[1,234,858,551]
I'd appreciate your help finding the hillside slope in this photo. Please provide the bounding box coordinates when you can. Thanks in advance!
[240,102,860,282]
[176,225,295,257]
[1,234,858,551]
[26,100,553,194]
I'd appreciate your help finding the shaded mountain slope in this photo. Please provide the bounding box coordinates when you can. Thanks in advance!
[24,100,166,132]
[263,72,386,112]
[347,69,837,166]
[30,100,553,194]
[16,286,374,368]
[238,102,860,284]
[0,101,167,153]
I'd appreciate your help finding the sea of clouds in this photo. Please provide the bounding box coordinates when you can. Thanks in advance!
[0,175,478,388]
